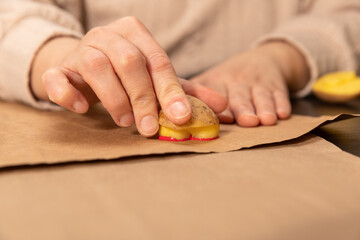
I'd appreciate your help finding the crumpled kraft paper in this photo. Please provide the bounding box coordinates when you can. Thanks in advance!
[0,135,359,240]
[0,101,358,167]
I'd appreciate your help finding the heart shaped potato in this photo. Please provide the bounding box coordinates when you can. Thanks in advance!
[158,95,220,141]
[312,71,360,103]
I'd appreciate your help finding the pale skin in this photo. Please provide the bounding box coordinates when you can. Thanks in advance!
[190,41,310,126]
[31,16,310,136]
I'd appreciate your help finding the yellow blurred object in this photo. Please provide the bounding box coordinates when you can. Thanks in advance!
[158,95,220,141]
[158,125,219,141]
[158,126,191,141]
[312,71,360,103]
[189,125,220,139]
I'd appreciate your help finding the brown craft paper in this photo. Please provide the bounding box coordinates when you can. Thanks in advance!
[0,101,358,167]
[1,135,359,240]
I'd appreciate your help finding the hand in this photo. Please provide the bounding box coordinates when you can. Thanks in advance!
[190,41,310,127]
[31,17,227,136]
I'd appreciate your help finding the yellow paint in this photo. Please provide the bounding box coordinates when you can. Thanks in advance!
[313,71,360,96]
[189,125,219,139]
[159,125,219,140]
[158,126,191,140]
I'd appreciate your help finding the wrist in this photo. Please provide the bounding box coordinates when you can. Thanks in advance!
[257,41,310,92]
[31,37,80,101]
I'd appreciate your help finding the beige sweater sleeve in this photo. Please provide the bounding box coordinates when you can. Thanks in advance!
[254,0,360,98]
[0,0,84,110]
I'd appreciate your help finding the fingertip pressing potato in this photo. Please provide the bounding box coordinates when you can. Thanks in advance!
[158,95,220,141]
[312,71,360,103]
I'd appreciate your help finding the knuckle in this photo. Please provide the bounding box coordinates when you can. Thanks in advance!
[147,52,172,73]
[81,48,109,73]
[120,16,143,28]
[114,16,148,37]
[118,51,145,69]
[229,88,249,101]
[273,89,288,99]
[253,86,271,98]
[103,97,125,113]
[158,81,183,99]
[41,68,58,84]
[235,102,253,112]
[235,71,256,83]
[130,92,156,108]
[86,26,108,38]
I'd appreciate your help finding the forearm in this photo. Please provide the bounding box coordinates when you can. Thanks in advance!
[31,37,80,101]
[0,0,83,110]
[254,0,360,98]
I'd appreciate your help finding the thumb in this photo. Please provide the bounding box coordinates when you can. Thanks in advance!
[42,67,89,113]
[178,78,227,114]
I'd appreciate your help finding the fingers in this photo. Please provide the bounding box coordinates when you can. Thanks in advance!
[273,90,291,119]
[82,31,159,135]
[228,83,291,127]
[189,70,291,127]
[42,68,89,113]
[228,84,260,127]
[217,108,235,124]
[107,38,158,136]
[252,86,277,126]
[179,78,227,114]
[188,76,233,123]
[79,22,190,136]
[109,17,191,125]
[47,16,291,136]
[76,47,135,128]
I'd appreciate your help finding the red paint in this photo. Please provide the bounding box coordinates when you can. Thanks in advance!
[190,136,218,141]
[158,135,218,141]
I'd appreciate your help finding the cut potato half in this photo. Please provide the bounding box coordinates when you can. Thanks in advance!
[158,95,220,141]
[312,71,360,103]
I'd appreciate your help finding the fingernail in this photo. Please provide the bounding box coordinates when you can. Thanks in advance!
[73,100,87,113]
[262,111,277,117]
[119,112,134,127]
[277,108,289,114]
[241,112,258,118]
[170,101,190,119]
[140,115,159,136]
[277,108,290,119]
